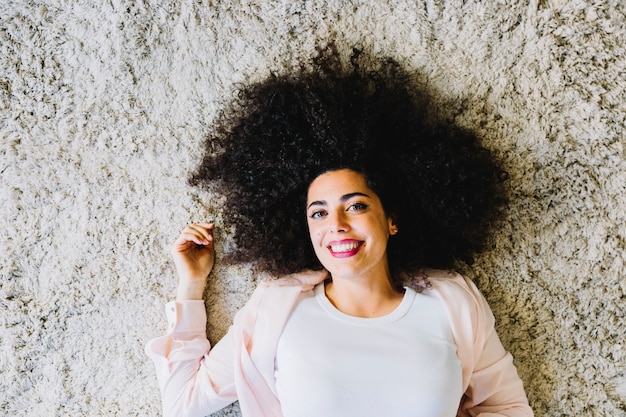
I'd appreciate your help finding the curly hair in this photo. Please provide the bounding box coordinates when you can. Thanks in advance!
[191,48,506,280]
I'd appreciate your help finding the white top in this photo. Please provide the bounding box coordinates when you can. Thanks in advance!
[274,281,463,417]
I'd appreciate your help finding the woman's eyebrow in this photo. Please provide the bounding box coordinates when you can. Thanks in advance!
[340,192,370,202]
[307,192,370,210]
[307,200,326,210]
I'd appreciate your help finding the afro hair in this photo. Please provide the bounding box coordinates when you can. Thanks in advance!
[191,47,506,281]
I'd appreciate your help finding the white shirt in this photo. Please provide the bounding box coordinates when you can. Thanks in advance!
[274,282,463,417]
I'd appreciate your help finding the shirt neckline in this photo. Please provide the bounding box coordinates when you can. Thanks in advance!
[314,282,417,326]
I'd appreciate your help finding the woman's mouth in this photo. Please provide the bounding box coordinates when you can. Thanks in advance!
[327,240,364,258]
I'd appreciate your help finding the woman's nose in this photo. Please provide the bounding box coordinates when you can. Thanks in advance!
[329,210,349,233]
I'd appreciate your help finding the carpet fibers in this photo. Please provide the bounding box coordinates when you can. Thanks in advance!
[1,1,625,416]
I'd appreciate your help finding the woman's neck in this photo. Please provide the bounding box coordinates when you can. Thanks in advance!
[324,270,404,318]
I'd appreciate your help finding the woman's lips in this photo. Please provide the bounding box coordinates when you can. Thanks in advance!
[327,239,364,258]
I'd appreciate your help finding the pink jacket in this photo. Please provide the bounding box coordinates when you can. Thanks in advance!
[146,269,533,417]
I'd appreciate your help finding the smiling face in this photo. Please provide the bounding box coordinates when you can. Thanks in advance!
[306,169,398,281]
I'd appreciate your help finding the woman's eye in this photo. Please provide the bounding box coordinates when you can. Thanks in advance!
[348,203,367,212]
[309,210,327,219]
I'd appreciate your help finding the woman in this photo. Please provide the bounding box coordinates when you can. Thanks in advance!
[146,50,533,417]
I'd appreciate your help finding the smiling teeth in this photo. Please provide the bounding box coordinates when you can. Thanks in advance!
[330,242,360,252]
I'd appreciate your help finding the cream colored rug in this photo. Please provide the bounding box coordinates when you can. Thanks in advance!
[2,1,625,415]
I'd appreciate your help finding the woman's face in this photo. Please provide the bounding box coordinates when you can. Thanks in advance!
[306,169,397,280]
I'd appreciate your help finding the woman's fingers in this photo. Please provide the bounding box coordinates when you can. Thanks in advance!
[173,223,215,250]
[171,223,217,294]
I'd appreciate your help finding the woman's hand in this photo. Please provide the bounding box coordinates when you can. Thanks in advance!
[171,223,215,301]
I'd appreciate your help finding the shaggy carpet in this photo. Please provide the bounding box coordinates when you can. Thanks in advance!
[1,0,625,416]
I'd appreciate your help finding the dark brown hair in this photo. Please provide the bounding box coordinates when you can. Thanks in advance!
[191,48,506,278]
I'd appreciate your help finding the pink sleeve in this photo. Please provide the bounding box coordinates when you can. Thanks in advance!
[145,301,238,417]
[459,280,534,417]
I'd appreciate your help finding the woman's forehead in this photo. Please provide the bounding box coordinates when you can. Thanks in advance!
[307,169,374,201]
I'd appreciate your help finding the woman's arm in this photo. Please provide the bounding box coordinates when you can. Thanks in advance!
[460,279,533,417]
[461,326,533,416]
[429,271,532,417]
[145,301,237,417]
[145,224,238,417]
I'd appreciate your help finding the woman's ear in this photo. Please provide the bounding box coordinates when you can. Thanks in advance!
[388,213,399,236]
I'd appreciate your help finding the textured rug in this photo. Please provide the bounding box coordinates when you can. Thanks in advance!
[1,1,625,416]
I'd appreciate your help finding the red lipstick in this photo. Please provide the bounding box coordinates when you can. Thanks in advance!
[327,239,364,258]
